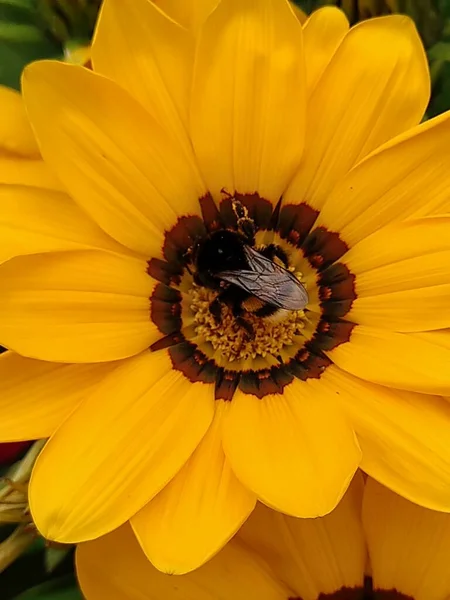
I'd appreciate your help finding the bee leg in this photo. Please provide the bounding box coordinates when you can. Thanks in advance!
[209,297,223,324]
[193,271,203,286]
[232,200,256,245]
[236,316,254,339]
[239,219,256,246]
[229,300,255,339]
[260,243,288,267]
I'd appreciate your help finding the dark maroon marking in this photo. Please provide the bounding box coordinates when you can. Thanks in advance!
[169,341,217,384]
[319,263,356,302]
[150,284,182,335]
[239,365,293,398]
[277,203,319,247]
[287,346,331,381]
[219,192,273,231]
[267,198,282,231]
[215,369,241,401]
[321,299,355,320]
[302,226,349,271]
[318,589,365,599]
[163,215,206,265]
[150,332,185,352]
[312,319,355,352]
[290,586,366,599]
[372,591,413,599]
[318,263,356,319]
[147,258,182,286]
[290,576,413,599]
[199,192,224,233]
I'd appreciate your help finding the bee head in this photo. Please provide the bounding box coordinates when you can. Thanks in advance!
[195,230,249,274]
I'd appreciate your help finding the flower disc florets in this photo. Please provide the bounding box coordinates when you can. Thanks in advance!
[189,281,307,363]
[148,192,356,401]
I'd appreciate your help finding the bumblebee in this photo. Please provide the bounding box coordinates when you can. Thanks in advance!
[192,201,308,334]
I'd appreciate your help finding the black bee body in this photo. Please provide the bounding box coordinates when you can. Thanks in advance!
[194,229,249,290]
[192,202,308,333]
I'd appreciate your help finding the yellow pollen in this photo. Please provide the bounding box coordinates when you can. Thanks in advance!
[189,285,306,362]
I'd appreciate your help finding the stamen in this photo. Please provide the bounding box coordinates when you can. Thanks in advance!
[189,285,307,362]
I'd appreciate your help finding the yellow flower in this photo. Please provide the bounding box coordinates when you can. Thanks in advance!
[0,0,450,575]
[77,473,450,599]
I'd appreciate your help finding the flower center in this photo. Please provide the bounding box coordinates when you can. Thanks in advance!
[148,192,357,400]
[189,282,307,363]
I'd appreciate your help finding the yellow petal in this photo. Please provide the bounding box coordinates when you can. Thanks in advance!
[222,379,361,518]
[303,7,349,97]
[191,0,305,202]
[343,216,450,274]
[364,478,450,599]
[0,352,117,441]
[77,523,294,599]
[328,325,450,395]
[30,351,215,543]
[132,401,256,574]
[0,85,39,157]
[413,329,450,350]
[93,0,194,155]
[0,157,61,189]
[324,367,450,512]
[317,111,450,245]
[152,0,220,31]
[350,282,450,332]
[0,251,157,362]
[343,217,450,331]
[23,61,205,257]
[239,475,366,600]
[0,185,129,264]
[285,15,429,211]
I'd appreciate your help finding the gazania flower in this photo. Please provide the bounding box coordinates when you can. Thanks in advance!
[1,0,450,574]
[77,473,450,600]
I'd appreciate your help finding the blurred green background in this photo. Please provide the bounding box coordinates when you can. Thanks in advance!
[0,0,448,597]
[0,0,98,90]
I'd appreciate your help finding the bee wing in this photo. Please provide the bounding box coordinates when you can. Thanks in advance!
[218,246,308,311]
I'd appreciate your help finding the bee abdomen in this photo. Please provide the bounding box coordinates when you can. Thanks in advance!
[243,296,288,322]
[242,296,266,313]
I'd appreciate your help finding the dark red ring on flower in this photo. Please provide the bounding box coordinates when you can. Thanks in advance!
[147,193,356,400]
[288,578,414,599]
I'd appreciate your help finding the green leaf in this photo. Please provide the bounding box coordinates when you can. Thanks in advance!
[13,575,82,600]
[427,60,450,117]
[45,546,72,574]
[0,0,61,89]
[0,2,37,24]
[428,40,450,61]
[0,1,35,9]
[0,37,61,89]
[0,22,45,41]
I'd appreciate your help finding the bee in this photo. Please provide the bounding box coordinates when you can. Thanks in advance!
[192,201,308,334]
